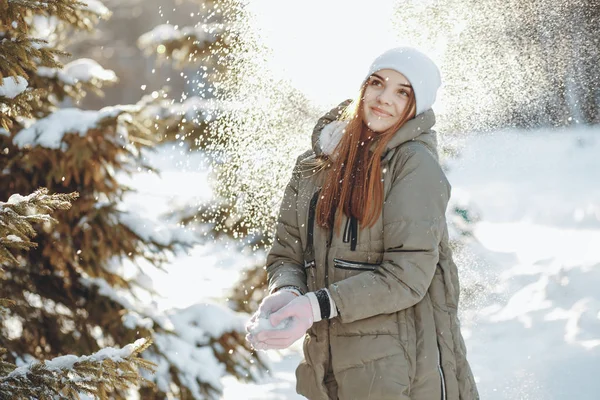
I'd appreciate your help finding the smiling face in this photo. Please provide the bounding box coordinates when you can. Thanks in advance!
[362,69,414,133]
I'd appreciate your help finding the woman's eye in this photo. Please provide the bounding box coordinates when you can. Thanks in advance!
[398,90,408,97]
[370,79,382,86]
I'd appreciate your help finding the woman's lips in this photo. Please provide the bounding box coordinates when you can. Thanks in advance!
[371,106,392,117]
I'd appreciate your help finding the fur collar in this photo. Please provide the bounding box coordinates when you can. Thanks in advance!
[318,120,348,158]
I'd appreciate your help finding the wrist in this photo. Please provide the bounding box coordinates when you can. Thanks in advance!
[305,292,322,322]
[305,288,338,322]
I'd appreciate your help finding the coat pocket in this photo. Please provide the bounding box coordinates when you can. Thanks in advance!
[333,258,378,271]
[332,257,379,284]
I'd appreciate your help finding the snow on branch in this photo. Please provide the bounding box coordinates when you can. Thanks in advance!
[76,278,263,399]
[0,75,37,131]
[0,338,156,399]
[79,0,111,18]
[37,58,117,86]
[12,105,138,150]
[0,76,28,99]
[137,22,225,67]
[79,274,175,331]
[118,210,198,249]
[138,24,221,50]
[141,96,236,129]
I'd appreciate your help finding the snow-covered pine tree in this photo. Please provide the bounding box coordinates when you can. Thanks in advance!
[0,189,157,399]
[1,1,263,398]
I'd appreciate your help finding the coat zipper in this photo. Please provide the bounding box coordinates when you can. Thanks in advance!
[333,258,377,271]
[325,218,333,287]
[325,221,333,393]
[437,344,447,400]
[304,191,319,287]
[306,191,319,257]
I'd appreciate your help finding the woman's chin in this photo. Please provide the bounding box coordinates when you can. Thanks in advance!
[365,120,392,133]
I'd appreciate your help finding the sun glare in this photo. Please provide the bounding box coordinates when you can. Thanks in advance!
[244,0,399,108]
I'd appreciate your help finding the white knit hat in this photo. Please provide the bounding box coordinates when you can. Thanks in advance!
[364,47,442,116]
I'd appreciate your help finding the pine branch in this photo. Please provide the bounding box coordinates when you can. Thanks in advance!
[0,349,14,380]
[0,34,65,129]
[0,337,156,400]
[0,87,47,132]
[0,0,114,130]
[0,35,67,80]
[0,0,110,32]
[0,188,78,266]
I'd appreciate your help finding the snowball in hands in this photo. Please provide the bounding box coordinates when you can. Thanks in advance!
[250,290,297,325]
[245,289,298,349]
[246,313,293,351]
[246,315,292,335]
[254,295,315,350]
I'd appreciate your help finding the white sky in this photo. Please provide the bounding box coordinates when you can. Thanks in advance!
[245,0,401,108]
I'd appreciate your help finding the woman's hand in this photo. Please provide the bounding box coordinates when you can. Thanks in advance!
[253,295,315,350]
[245,289,299,346]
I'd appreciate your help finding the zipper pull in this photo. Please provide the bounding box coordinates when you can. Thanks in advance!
[350,216,358,251]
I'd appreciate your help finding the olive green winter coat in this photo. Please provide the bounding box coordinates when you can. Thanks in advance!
[266,103,479,400]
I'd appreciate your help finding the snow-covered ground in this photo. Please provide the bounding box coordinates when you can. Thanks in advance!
[123,125,600,399]
[445,127,600,400]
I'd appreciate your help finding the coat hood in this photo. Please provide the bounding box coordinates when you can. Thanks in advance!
[311,100,439,163]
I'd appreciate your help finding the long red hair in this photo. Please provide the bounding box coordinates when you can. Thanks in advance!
[315,81,416,234]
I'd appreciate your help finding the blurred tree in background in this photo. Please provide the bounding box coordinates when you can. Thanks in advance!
[133,0,276,314]
[0,0,264,398]
[393,0,600,133]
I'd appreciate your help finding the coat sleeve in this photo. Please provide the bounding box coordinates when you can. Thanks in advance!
[266,156,309,295]
[328,146,450,323]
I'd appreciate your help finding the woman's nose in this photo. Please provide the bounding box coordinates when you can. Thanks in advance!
[377,90,393,105]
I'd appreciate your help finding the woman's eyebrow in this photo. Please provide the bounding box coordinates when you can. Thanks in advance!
[371,73,412,89]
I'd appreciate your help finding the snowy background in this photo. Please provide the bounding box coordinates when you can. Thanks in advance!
[5,0,596,397]
[120,125,600,400]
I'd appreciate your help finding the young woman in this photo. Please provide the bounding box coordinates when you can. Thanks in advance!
[246,47,479,400]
